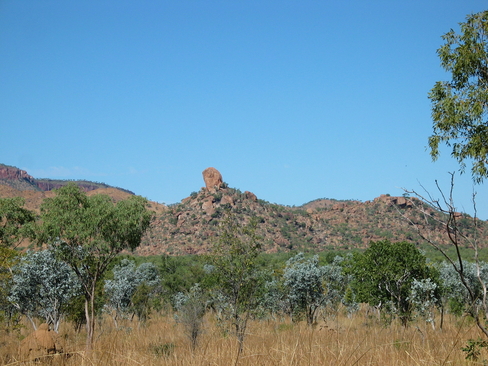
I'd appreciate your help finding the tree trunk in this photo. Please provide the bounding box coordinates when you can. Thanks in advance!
[85,286,96,351]
[440,305,444,330]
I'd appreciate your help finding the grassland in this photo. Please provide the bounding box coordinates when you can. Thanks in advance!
[1,308,486,365]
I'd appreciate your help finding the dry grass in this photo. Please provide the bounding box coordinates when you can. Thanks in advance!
[1,310,486,365]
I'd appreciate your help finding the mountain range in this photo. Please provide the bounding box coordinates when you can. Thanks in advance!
[1,164,486,256]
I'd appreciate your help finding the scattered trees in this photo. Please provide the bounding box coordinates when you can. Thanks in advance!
[415,9,488,338]
[2,182,487,350]
[36,183,152,349]
[404,175,488,336]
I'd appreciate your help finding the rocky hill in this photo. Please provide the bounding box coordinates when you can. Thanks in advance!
[1,164,486,256]
[137,168,488,256]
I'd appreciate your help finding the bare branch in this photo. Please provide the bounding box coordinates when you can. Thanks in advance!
[401,174,488,338]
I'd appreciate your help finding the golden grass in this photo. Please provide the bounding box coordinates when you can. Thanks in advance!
[1,310,486,366]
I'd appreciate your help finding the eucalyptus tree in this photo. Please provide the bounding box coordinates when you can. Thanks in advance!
[0,197,35,249]
[174,283,207,350]
[408,278,441,329]
[283,253,326,325]
[36,183,152,349]
[439,260,488,315]
[208,212,263,356]
[323,255,358,315]
[9,249,81,331]
[255,278,288,321]
[345,240,433,326]
[104,259,160,327]
[404,176,488,336]
[428,10,488,182]
[0,197,35,326]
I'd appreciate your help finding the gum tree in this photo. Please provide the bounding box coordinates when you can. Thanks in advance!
[36,183,152,349]
[174,283,207,350]
[346,240,434,326]
[9,249,81,331]
[104,259,160,327]
[404,176,488,337]
[0,197,35,249]
[0,197,35,326]
[208,212,263,357]
[283,253,326,325]
[429,10,488,182]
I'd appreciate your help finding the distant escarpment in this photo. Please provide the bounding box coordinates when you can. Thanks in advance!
[0,164,39,191]
[0,164,164,215]
[0,164,134,194]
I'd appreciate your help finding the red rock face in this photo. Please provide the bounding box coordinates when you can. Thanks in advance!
[0,166,36,183]
[202,167,223,192]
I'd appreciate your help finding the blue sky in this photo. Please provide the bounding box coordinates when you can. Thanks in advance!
[1,1,487,219]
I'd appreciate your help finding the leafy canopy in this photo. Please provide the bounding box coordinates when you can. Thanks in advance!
[283,253,325,325]
[36,183,152,347]
[9,249,81,331]
[346,240,434,325]
[429,11,488,182]
[208,212,263,354]
[0,197,35,248]
[104,259,160,320]
[37,183,152,285]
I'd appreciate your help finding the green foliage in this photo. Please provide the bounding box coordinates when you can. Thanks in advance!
[429,11,488,182]
[209,212,263,354]
[174,284,207,350]
[461,338,488,361]
[149,341,175,358]
[63,279,106,333]
[36,183,152,347]
[0,196,30,328]
[0,247,19,329]
[283,253,326,325]
[153,254,208,300]
[0,197,35,248]
[131,282,153,324]
[345,240,434,326]
[104,259,160,325]
[9,249,81,331]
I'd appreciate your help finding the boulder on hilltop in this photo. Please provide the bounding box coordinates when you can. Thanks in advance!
[202,167,223,192]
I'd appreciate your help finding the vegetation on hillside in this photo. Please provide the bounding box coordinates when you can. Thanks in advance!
[139,185,488,256]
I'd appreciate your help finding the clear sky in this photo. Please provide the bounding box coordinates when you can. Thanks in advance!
[1,1,487,219]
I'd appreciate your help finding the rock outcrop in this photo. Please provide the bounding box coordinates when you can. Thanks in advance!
[202,167,223,192]
[245,191,257,201]
[374,194,413,208]
[0,164,39,191]
[0,165,35,182]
